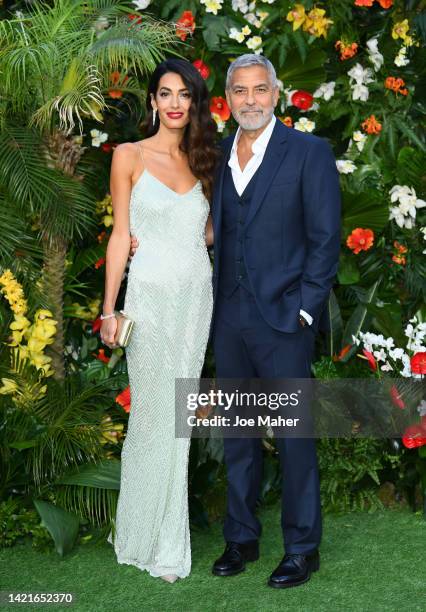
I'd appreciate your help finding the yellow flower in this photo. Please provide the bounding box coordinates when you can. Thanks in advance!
[28,337,46,353]
[0,378,18,395]
[102,215,114,227]
[30,352,53,376]
[391,19,413,45]
[286,4,307,31]
[10,315,31,331]
[303,8,333,38]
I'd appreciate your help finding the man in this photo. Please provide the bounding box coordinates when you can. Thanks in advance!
[131,53,341,589]
[208,54,340,589]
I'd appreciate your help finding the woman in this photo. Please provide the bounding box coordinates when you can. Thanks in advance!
[102,58,218,582]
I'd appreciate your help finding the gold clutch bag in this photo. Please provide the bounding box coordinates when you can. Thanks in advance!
[114,310,134,348]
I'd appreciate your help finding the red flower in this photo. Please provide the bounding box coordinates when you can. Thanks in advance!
[390,384,405,409]
[101,143,113,153]
[176,10,195,41]
[210,97,231,121]
[95,257,105,269]
[377,0,393,8]
[193,59,210,80]
[362,348,377,371]
[291,90,314,110]
[94,349,110,364]
[410,352,426,375]
[402,424,426,449]
[128,14,142,24]
[92,317,102,333]
[354,0,374,6]
[346,228,374,254]
[116,385,131,413]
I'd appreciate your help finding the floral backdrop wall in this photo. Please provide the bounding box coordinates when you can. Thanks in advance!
[0,0,425,553]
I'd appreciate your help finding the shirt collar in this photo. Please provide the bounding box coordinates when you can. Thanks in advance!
[230,114,276,158]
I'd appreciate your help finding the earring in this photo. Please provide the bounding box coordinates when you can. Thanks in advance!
[152,109,157,125]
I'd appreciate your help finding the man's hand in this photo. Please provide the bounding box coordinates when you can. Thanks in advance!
[129,234,139,260]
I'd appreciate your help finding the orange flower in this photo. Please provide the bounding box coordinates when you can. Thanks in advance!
[97,231,107,243]
[335,40,358,61]
[390,384,405,409]
[346,228,374,254]
[354,0,374,6]
[108,71,129,99]
[377,0,393,8]
[176,10,195,41]
[94,257,105,269]
[392,240,408,265]
[210,97,231,121]
[94,349,110,364]
[333,344,352,361]
[385,76,408,96]
[116,385,131,413]
[279,116,293,128]
[361,115,382,134]
[392,254,406,265]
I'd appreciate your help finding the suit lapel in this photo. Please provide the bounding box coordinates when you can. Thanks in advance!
[212,138,233,240]
[244,120,289,229]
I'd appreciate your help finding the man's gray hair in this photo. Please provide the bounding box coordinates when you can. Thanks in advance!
[225,54,278,90]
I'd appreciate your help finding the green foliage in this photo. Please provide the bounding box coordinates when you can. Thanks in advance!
[0,498,52,551]
[317,438,401,514]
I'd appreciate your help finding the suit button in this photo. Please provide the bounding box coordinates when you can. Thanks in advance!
[238,200,244,206]
[236,258,242,264]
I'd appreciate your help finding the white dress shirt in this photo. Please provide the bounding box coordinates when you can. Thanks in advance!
[228,115,313,326]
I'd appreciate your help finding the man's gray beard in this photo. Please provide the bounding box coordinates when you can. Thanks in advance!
[233,108,274,131]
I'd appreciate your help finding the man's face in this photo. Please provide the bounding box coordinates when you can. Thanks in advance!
[226,65,279,131]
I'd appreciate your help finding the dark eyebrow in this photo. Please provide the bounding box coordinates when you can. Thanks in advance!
[158,86,190,92]
[232,82,270,89]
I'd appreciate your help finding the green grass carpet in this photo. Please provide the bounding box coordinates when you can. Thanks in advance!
[1,506,425,612]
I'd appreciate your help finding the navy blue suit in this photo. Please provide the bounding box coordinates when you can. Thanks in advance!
[210,118,341,554]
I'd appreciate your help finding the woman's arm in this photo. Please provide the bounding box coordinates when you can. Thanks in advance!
[205,213,214,247]
[101,143,136,347]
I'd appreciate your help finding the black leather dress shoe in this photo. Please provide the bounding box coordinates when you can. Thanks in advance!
[268,551,320,589]
[212,541,259,576]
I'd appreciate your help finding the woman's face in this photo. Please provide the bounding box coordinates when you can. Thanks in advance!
[151,72,192,130]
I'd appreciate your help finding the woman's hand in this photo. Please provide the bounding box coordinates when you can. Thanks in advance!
[100,316,118,348]
[129,234,139,259]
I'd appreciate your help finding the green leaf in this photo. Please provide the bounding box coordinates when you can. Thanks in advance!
[337,252,360,285]
[33,499,80,556]
[56,459,121,490]
[326,289,343,357]
[342,191,389,235]
[342,280,381,347]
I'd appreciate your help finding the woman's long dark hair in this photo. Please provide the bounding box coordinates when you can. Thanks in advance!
[144,58,220,203]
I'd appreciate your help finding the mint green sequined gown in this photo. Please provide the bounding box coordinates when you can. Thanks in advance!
[107,170,213,579]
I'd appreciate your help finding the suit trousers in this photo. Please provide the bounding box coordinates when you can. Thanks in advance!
[212,284,322,555]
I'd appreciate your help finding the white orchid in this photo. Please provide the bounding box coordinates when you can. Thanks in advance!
[90,129,108,147]
[388,185,426,229]
[294,117,315,133]
[417,400,426,417]
[355,319,426,378]
[232,0,249,13]
[420,226,426,254]
[246,36,263,53]
[351,130,367,152]
[313,82,336,101]
[347,63,374,102]
[366,37,384,71]
[200,0,224,15]
[336,160,356,174]
[132,0,151,8]
[211,113,226,133]
[395,46,410,67]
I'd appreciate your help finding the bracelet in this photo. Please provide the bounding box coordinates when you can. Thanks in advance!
[100,313,116,320]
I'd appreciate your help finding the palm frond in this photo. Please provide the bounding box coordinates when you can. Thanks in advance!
[88,19,178,74]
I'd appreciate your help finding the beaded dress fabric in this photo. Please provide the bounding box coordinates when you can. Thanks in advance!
[107,152,213,579]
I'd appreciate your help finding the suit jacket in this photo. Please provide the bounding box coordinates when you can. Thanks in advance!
[211,118,341,334]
